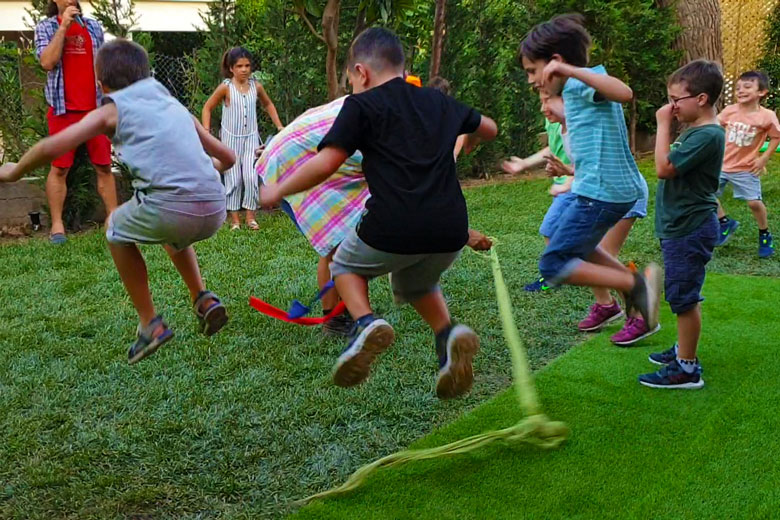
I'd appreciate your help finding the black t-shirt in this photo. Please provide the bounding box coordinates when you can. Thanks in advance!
[318,77,482,254]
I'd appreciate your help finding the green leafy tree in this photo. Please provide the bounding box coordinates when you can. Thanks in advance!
[90,0,139,38]
[757,4,780,112]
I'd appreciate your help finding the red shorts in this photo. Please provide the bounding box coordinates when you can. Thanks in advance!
[47,107,112,169]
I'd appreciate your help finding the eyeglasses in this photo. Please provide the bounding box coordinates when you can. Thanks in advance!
[668,94,699,106]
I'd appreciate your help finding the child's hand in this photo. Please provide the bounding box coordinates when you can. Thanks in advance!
[259,184,281,209]
[656,104,674,124]
[545,155,572,177]
[0,163,19,182]
[549,183,571,197]
[749,157,769,176]
[501,156,527,174]
[542,60,573,88]
[467,229,492,251]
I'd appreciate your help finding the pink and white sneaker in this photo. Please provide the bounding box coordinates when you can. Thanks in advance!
[577,301,624,332]
[610,316,661,346]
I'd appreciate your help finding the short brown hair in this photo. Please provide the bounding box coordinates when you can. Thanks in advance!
[668,60,724,107]
[348,27,405,72]
[427,76,451,95]
[738,70,770,93]
[95,39,150,91]
[520,13,591,67]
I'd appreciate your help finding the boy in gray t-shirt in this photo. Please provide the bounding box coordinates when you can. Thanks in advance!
[0,40,236,364]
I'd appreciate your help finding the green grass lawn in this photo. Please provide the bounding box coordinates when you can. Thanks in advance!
[295,273,780,519]
[1,158,778,518]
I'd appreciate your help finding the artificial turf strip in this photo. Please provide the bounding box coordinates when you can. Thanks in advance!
[296,273,780,519]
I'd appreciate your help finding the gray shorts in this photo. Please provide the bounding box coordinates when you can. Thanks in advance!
[107,194,226,250]
[717,171,762,201]
[330,229,461,304]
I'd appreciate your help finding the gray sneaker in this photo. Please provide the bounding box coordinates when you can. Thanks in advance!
[332,317,395,388]
[436,325,480,399]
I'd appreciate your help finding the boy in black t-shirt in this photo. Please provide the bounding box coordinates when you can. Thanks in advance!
[261,28,497,399]
[639,60,725,389]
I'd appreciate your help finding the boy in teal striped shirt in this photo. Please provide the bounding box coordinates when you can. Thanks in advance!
[519,13,661,331]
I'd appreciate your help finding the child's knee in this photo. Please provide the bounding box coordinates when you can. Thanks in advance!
[747,199,765,211]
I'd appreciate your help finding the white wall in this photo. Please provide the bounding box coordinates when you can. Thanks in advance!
[0,0,210,32]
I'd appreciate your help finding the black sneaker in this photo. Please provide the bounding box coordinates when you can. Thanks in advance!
[524,276,554,292]
[648,343,678,365]
[332,317,394,388]
[436,325,480,399]
[639,359,703,389]
[323,312,355,337]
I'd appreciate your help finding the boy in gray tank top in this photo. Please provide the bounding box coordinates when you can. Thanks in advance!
[0,39,236,364]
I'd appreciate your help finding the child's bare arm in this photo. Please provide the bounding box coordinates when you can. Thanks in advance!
[192,116,236,172]
[0,105,116,183]
[201,83,228,132]
[543,61,633,104]
[257,82,284,130]
[260,146,348,207]
[654,104,676,179]
[462,115,498,155]
[503,147,550,174]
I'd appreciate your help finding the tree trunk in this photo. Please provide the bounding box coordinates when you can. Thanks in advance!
[429,0,446,79]
[322,0,341,100]
[658,0,723,64]
[339,8,367,93]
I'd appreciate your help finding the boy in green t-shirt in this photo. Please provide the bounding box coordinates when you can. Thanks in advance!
[639,60,726,389]
[502,91,575,292]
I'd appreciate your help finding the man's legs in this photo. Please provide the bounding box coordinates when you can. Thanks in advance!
[93,163,118,218]
[46,166,70,237]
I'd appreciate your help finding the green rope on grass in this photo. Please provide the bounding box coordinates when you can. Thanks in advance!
[297,244,569,506]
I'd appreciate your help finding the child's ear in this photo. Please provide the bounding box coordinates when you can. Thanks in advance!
[98,80,109,94]
[550,53,564,64]
[355,63,370,86]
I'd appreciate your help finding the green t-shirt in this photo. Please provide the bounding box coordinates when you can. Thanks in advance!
[545,119,571,185]
[655,124,725,239]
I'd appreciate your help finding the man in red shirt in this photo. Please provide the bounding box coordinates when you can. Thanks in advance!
[35,0,117,244]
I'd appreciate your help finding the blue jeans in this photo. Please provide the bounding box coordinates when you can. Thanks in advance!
[539,191,577,238]
[539,196,635,284]
[660,212,718,314]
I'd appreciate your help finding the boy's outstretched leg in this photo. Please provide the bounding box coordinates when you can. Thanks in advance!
[411,290,479,399]
[163,245,227,336]
[332,273,395,388]
[109,242,173,363]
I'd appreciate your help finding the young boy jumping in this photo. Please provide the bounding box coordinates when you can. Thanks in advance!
[639,60,725,389]
[0,39,235,364]
[519,14,661,329]
[261,27,498,399]
[715,70,780,258]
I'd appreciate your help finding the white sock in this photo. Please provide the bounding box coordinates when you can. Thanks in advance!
[677,357,697,374]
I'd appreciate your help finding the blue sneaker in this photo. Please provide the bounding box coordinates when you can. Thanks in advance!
[716,218,739,246]
[759,232,775,258]
[524,276,554,292]
[639,359,704,389]
[648,343,677,365]
[333,317,394,388]
[436,325,480,399]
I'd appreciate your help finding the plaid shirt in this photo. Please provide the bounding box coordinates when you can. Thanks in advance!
[257,97,369,256]
[34,16,104,116]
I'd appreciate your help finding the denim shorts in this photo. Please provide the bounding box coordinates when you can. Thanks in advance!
[539,191,577,238]
[717,171,762,201]
[280,199,304,235]
[539,196,635,284]
[330,229,461,303]
[660,212,718,314]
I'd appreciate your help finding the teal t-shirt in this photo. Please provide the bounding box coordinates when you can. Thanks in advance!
[655,124,725,239]
[545,119,571,185]
[562,65,644,203]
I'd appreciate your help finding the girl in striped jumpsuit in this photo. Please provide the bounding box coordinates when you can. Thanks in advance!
[202,47,284,230]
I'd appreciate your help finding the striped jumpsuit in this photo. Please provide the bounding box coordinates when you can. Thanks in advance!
[221,78,260,211]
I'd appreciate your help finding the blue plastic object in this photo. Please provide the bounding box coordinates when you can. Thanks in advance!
[287,280,335,319]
